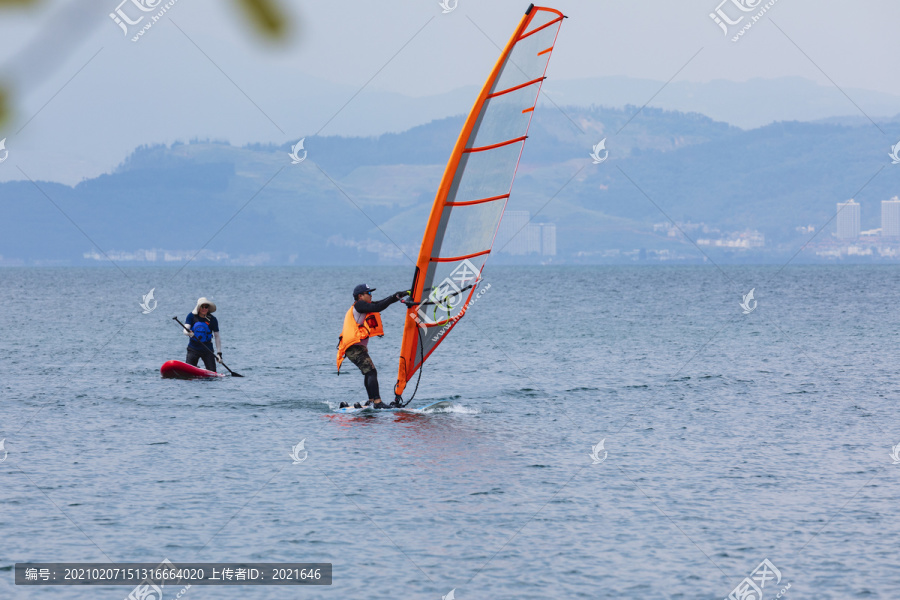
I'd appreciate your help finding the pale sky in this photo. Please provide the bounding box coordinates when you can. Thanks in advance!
[0,0,897,183]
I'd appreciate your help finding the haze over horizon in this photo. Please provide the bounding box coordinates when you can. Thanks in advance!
[0,0,897,184]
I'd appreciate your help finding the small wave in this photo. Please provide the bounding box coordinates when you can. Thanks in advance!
[470,488,504,496]
[426,404,479,415]
[407,402,479,415]
[503,387,543,398]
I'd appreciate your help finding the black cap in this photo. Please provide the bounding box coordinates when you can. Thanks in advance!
[353,284,376,298]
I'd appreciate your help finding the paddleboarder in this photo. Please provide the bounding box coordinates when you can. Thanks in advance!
[184,297,221,372]
[337,284,410,409]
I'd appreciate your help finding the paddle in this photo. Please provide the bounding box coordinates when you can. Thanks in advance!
[172,316,243,377]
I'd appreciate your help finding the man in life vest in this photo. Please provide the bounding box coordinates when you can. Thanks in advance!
[183,297,221,372]
[337,284,410,409]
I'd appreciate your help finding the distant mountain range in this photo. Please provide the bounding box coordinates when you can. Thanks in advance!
[2,104,899,266]
[540,76,900,130]
[3,75,900,186]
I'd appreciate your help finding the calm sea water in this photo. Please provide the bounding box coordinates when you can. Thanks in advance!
[1,265,898,599]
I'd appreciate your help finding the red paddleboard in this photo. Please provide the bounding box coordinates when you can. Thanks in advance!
[160,360,225,379]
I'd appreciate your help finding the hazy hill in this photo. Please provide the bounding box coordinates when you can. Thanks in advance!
[2,105,899,266]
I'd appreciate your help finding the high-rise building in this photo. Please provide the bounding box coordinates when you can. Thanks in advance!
[496,211,557,256]
[540,223,557,256]
[882,197,900,238]
[836,199,860,239]
[524,223,541,255]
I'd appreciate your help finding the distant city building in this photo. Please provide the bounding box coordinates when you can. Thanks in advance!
[882,197,900,238]
[495,211,556,256]
[524,223,541,255]
[696,230,764,248]
[541,223,557,256]
[836,199,860,239]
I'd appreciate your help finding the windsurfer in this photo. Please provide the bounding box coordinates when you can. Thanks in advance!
[183,297,221,372]
[337,284,410,409]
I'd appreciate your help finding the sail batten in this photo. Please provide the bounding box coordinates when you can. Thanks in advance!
[465,136,528,153]
[430,249,492,263]
[488,76,546,99]
[393,5,564,398]
[518,15,563,40]
[446,193,511,207]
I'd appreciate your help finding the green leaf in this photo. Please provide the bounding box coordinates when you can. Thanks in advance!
[235,0,289,41]
[0,86,8,129]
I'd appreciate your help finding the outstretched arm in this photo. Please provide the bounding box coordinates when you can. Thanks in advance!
[354,295,400,314]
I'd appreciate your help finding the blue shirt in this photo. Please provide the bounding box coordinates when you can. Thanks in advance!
[186,313,219,353]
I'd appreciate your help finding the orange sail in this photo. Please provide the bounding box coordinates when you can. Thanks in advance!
[394,4,565,399]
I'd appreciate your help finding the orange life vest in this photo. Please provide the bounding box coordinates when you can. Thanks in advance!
[336,306,384,372]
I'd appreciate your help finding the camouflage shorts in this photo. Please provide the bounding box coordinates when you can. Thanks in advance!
[344,344,376,375]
